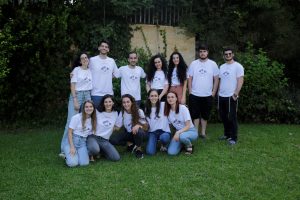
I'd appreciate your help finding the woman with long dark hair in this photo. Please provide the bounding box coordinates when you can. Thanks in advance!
[87,94,120,161]
[111,94,148,159]
[146,54,169,101]
[167,52,188,104]
[145,89,171,155]
[64,100,97,167]
[164,91,198,155]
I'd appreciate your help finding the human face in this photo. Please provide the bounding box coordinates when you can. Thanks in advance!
[167,92,177,106]
[84,102,94,116]
[172,54,180,66]
[104,97,114,112]
[224,50,234,62]
[128,53,138,66]
[98,42,109,55]
[80,54,89,67]
[149,91,159,105]
[199,49,208,60]
[122,97,132,112]
[154,58,162,70]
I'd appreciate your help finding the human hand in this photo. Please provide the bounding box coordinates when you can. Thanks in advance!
[70,146,76,156]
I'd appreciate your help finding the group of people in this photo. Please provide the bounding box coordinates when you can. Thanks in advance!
[59,39,244,167]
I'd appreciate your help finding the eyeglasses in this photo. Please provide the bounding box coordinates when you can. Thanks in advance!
[224,53,232,56]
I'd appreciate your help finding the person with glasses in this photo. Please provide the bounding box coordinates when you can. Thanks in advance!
[59,52,93,158]
[218,47,244,145]
[188,44,219,139]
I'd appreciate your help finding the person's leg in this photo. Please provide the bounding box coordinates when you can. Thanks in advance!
[179,128,198,147]
[91,96,103,111]
[229,98,238,142]
[167,138,182,156]
[219,97,231,139]
[99,138,120,161]
[146,131,158,155]
[133,128,148,148]
[159,131,171,146]
[61,94,78,153]
[200,96,213,137]
[87,135,101,156]
[110,130,133,146]
[189,94,200,135]
[76,137,89,166]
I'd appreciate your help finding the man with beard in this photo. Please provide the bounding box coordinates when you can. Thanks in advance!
[188,44,219,139]
[218,47,244,145]
[115,51,146,107]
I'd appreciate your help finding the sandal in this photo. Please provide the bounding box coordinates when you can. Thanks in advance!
[185,145,193,155]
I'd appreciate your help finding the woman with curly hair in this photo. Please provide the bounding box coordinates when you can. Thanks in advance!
[111,94,148,159]
[146,54,169,101]
[167,52,188,104]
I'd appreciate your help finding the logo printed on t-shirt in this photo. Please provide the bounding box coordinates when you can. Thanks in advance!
[173,119,182,126]
[102,120,112,127]
[129,75,138,80]
[101,66,110,72]
[198,68,207,75]
[223,71,230,76]
[153,76,161,82]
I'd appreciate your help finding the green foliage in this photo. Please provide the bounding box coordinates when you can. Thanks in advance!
[238,43,298,123]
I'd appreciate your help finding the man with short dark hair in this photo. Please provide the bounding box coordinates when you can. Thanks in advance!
[89,40,119,108]
[218,47,244,145]
[188,44,219,138]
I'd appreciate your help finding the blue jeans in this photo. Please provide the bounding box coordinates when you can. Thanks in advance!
[168,127,198,156]
[87,135,120,161]
[91,96,104,110]
[64,134,89,167]
[146,130,171,155]
[60,91,91,153]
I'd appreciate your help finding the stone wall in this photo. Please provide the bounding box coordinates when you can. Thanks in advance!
[130,24,195,65]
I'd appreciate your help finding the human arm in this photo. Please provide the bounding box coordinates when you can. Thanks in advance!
[68,128,76,156]
[188,76,192,95]
[232,76,244,101]
[212,75,219,97]
[173,120,191,141]
[181,80,187,104]
[146,81,151,92]
[131,123,148,135]
[159,84,169,100]
[71,83,79,111]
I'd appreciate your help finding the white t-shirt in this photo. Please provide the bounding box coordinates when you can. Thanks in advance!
[218,61,244,97]
[95,111,118,139]
[69,113,93,137]
[146,102,170,132]
[188,59,219,97]
[89,56,119,96]
[71,67,93,91]
[115,109,147,132]
[115,65,146,101]
[171,67,188,86]
[148,71,168,90]
[168,105,194,130]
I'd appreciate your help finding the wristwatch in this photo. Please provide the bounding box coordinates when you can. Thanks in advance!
[233,93,239,98]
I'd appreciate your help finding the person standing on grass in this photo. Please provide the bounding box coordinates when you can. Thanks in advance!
[164,91,198,155]
[59,52,92,158]
[87,94,121,162]
[146,54,169,102]
[188,44,219,139]
[110,94,148,159]
[64,100,97,167]
[89,39,119,108]
[218,47,244,145]
[145,89,171,155]
[114,51,146,107]
[167,52,188,104]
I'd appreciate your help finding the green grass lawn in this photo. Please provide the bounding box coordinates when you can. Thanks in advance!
[0,124,299,200]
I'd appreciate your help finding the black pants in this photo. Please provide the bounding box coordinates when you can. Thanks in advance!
[219,96,238,141]
[110,128,148,147]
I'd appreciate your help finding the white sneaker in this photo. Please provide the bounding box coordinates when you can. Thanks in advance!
[58,152,65,159]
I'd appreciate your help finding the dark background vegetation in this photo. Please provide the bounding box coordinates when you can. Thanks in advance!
[0,0,299,128]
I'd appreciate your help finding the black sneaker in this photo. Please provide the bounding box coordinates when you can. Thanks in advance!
[127,144,137,153]
[135,149,144,159]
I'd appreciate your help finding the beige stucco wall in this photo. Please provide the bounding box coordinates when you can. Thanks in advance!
[130,24,195,65]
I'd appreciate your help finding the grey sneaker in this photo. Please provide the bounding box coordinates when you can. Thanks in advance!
[160,145,167,152]
[135,149,144,159]
[58,152,65,159]
[219,135,230,141]
[228,139,237,145]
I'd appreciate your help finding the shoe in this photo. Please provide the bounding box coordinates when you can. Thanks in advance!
[219,135,230,141]
[228,139,237,145]
[135,149,144,159]
[89,156,95,162]
[185,145,193,155]
[200,134,206,139]
[58,152,65,159]
[160,145,168,152]
[127,144,137,153]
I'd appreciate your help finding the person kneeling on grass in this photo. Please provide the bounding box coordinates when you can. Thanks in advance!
[164,91,198,155]
[87,94,120,162]
[110,94,148,159]
[145,89,171,155]
[64,100,97,167]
